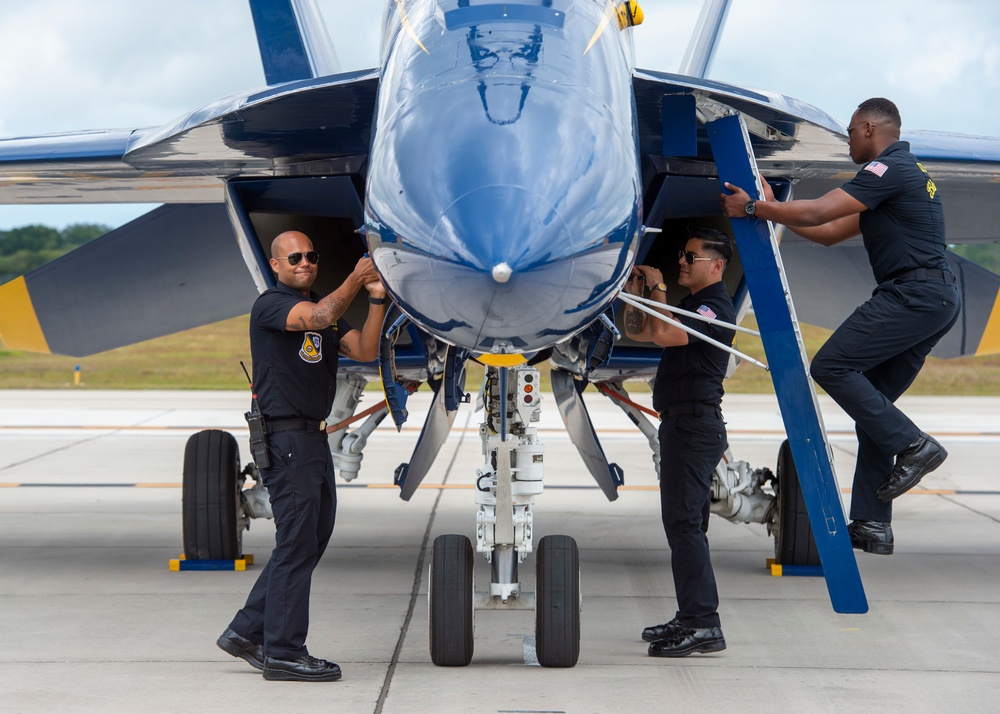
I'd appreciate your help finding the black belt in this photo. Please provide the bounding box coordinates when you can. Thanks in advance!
[889,268,956,285]
[267,417,327,434]
[659,403,722,419]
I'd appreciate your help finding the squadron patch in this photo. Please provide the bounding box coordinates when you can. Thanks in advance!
[864,161,889,177]
[299,332,323,363]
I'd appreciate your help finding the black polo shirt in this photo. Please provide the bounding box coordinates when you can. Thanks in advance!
[652,281,736,412]
[840,141,950,284]
[250,281,351,421]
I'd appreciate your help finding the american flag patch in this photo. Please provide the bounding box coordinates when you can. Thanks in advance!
[697,305,717,319]
[864,161,889,177]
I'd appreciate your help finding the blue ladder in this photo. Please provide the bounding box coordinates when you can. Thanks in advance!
[706,112,868,614]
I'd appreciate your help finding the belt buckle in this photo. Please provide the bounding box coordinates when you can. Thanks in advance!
[319,420,327,431]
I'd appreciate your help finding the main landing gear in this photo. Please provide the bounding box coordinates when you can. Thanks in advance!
[771,438,820,567]
[598,381,818,568]
[428,365,581,667]
[181,429,272,561]
[181,429,245,560]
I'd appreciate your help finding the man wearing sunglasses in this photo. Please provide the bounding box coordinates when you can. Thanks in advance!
[623,227,736,658]
[218,230,386,682]
[720,97,960,558]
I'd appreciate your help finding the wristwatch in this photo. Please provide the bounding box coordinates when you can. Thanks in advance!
[744,199,757,216]
[651,282,667,294]
[368,296,386,305]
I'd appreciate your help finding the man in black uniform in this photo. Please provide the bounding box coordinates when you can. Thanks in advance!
[721,98,961,556]
[624,227,736,657]
[216,230,386,681]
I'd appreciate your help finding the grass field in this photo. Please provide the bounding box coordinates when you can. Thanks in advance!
[1,313,998,395]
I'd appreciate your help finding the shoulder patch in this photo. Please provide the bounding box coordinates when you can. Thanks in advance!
[864,161,889,177]
[697,305,717,320]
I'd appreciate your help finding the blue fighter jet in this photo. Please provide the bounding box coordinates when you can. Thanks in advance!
[2,0,1000,667]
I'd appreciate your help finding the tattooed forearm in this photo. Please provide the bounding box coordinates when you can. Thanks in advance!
[310,296,347,329]
[624,305,644,335]
[284,294,349,331]
[339,341,352,356]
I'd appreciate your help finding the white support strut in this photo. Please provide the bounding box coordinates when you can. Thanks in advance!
[627,293,761,336]
[618,292,769,371]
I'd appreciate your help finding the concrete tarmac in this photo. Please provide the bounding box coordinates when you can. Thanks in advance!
[2,389,999,713]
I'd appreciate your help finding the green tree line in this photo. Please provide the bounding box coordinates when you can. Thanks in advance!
[950,243,1000,274]
[0,223,109,283]
[0,222,997,285]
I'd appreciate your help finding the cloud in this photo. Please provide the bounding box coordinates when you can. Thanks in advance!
[1,0,998,229]
[0,1,262,136]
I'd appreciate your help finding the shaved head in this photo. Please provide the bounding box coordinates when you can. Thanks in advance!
[271,230,312,258]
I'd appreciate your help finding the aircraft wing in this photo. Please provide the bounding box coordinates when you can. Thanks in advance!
[0,71,379,355]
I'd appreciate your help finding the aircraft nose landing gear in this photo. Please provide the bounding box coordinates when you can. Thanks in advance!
[427,365,581,667]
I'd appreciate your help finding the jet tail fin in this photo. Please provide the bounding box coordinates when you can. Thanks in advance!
[783,242,1000,359]
[940,250,1000,358]
[678,0,732,78]
[249,0,341,85]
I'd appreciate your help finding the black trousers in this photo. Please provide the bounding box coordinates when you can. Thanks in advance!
[810,278,959,523]
[659,411,727,629]
[228,429,337,660]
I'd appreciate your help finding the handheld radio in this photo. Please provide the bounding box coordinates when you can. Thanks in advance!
[241,361,271,469]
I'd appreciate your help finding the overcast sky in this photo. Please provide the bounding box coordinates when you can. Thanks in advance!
[1,0,997,230]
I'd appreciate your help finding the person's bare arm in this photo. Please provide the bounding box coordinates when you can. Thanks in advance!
[284,257,379,331]
[721,182,866,246]
[624,265,688,348]
[338,280,388,362]
[781,213,862,245]
[623,269,652,341]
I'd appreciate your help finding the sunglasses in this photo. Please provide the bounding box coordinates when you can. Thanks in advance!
[846,120,876,137]
[274,251,319,266]
[678,250,714,265]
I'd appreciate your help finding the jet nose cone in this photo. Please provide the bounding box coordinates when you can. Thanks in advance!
[491,262,513,284]
[369,183,637,354]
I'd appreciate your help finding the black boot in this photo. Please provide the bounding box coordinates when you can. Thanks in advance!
[877,432,947,502]
[848,520,894,555]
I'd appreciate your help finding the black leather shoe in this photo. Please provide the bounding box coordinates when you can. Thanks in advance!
[216,628,264,670]
[848,520,894,555]
[648,627,726,657]
[877,432,947,502]
[262,655,342,682]
[642,617,684,643]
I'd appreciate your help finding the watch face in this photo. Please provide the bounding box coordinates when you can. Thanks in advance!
[745,200,756,216]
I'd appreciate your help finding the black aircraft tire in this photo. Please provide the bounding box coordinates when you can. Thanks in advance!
[182,429,242,560]
[429,534,475,666]
[774,439,821,566]
[535,535,581,668]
